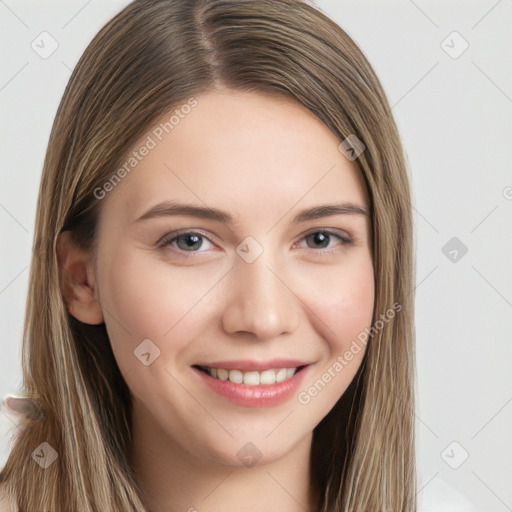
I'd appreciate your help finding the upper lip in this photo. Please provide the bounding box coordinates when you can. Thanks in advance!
[194,359,310,372]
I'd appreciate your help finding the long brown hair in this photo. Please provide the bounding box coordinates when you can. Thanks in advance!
[0,1,416,510]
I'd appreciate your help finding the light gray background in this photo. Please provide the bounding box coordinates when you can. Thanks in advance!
[1,1,511,510]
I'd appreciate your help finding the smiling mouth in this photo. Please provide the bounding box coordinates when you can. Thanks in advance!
[193,365,308,386]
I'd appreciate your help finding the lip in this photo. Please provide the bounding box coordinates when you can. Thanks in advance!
[192,363,311,408]
[194,358,309,372]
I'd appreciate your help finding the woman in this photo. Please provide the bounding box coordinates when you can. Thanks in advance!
[0,0,416,510]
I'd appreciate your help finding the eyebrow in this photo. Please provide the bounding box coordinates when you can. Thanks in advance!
[134,200,369,225]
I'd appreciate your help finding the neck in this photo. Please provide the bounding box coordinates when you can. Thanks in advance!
[130,399,318,512]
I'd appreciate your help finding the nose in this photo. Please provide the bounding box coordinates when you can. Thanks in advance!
[221,250,301,341]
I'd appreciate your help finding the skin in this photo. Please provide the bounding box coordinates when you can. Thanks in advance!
[57,89,375,512]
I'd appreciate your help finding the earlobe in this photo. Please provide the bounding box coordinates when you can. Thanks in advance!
[56,230,104,325]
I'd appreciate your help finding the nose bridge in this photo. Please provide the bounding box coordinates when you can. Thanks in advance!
[221,244,301,339]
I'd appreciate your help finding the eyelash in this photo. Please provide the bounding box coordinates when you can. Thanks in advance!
[157,228,352,256]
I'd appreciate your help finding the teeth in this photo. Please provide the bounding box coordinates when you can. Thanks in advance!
[216,368,229,381]
[259,369,276,385]
[229,369,243,384]
[275,368,287,382]
[203,366,299,386]
[243,371,259,385]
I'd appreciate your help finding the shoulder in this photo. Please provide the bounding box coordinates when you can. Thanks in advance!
[418,477,478,512]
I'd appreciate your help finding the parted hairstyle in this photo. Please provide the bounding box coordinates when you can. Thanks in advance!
[0,1,416,510]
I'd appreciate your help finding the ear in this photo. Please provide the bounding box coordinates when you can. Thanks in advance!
[56,230,104,325]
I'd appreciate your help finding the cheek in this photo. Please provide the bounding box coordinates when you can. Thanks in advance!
[307,257,375,350]
[296,256,374,410]
[96,249,227,371]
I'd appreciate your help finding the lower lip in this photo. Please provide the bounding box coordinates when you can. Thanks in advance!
[193,366,309,407]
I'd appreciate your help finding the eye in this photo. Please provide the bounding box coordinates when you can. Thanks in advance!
[158,230,214,253]
[297,229,352,253]
[157,228,352,256]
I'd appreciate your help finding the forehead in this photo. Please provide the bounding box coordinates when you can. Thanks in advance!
[101,89,368,225]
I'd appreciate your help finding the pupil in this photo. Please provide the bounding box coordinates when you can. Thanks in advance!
[179,234,201,251]
[311,232,329,248]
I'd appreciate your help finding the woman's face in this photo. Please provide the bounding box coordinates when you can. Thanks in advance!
[92,89,374,466]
